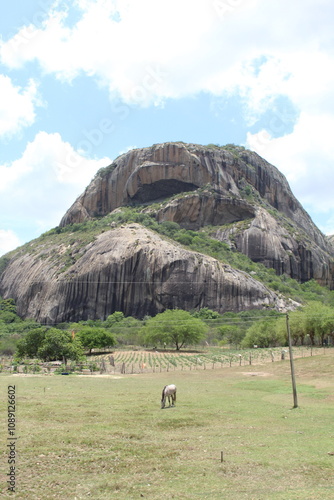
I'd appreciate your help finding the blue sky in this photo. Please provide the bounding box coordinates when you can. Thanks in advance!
[1,0,334,256]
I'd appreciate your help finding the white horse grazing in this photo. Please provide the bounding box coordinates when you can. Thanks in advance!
[161,384,177,409]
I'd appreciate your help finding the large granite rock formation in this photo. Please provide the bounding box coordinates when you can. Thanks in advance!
[0,142,333,323]
[0,225,288,324]
[60,142,334,288]
[61,142,303,225]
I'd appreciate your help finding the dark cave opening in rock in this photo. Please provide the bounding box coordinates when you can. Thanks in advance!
[130,179,199,204]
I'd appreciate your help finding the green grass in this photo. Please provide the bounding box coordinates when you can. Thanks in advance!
[1,353,334,499]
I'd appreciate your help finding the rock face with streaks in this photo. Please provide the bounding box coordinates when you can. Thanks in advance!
[60,142,334,288]
[61,142,303,225]
[1,142,333,323]
[0,225,288,324]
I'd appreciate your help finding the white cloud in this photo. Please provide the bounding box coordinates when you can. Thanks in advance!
[0,230,21,256]
[117,145,137,156]
[0,132,112,250]
[2,0,332,110]
[0,75,40,137]
[247,112,334,228]
[320,217,334,238]
[1,0,334,240]
[1,131,111,191]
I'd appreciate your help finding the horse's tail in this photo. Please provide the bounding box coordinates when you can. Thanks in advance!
[174,387,176,402]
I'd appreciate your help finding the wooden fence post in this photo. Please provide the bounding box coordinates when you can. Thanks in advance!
[286,313,298,408]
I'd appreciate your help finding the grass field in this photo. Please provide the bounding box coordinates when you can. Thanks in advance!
[1,352,334,499]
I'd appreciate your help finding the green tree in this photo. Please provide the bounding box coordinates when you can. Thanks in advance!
[241,320,285,348]
[0,311,19,324]
[287,310,307,345]
[273,311,304,346]
[141,309,207,350]
[192,307,221,319]
[321,307,334,345]
[175,234,193,246]
[0,297,17,314]
[37,329,84,363]
[78,319,103,328]
[219,325,244,348]
[0,337,17,356]
[76,327,116,354]
[110,316,142,345]
[15,327,48,359]
[0,297,21,326]
[301,302,334,345]
[276,304,334,347]
[104,311,125,328]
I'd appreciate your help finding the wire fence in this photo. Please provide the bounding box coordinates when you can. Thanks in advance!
[2,345,328,375]
[94,346,327,375]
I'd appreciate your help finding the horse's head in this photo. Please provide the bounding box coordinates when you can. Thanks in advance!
[161,399,165,409]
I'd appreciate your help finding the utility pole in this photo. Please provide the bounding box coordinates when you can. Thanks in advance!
[286,313,298,408]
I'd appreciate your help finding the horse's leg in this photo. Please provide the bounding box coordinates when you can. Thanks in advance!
[161,385,167,409]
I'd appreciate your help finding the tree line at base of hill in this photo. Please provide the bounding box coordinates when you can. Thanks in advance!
[1,294,334,362]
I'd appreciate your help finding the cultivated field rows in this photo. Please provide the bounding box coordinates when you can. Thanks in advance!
[89,346,326,375]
